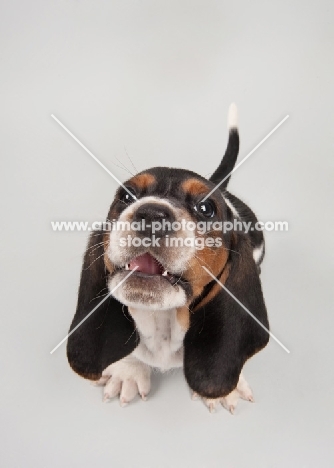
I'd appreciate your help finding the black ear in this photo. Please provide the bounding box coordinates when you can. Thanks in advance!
[67,230,138,380]
[183,233,269,398]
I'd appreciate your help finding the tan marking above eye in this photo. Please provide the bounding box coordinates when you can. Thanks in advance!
[130,173,156,190]
[181,178,209,196]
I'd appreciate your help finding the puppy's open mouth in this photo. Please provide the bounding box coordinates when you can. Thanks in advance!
[121,253,181,286]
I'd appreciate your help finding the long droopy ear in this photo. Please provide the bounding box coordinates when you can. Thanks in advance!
[183,232,269,398]
[67,231,138,380]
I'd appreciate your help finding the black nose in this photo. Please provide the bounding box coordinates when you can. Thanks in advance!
[133,203,175,237]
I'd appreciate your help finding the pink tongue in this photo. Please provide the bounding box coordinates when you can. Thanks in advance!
[129,253,163,275]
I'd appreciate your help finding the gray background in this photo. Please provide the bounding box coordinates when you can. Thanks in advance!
[1,1,333,467]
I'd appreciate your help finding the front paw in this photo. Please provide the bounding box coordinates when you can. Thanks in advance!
[192,373,254,414]
[101,357,151,406]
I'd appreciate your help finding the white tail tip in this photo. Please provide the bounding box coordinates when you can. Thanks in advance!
[228,102,238,130]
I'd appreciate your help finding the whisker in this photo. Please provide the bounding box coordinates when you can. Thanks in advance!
[124,145,138,174]
[84,251,105,270]
[86,241,105,252]
[90,287,109,303]
[114,198,128,206]
[114,154,135,177]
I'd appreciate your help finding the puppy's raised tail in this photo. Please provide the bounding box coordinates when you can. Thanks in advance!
[209,103,239,188]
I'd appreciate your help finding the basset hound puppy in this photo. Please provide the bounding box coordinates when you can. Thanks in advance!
[67,104,269,413]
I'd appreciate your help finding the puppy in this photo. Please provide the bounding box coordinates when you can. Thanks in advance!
[67,104,269,413]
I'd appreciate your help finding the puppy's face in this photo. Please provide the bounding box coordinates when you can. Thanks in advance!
[104,167,231,310]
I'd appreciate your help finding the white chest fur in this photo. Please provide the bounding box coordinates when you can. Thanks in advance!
[128,307,186,371]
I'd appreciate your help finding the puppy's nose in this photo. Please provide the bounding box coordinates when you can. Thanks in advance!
[133,203,175,237]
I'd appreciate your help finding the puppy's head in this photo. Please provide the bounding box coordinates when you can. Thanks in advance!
[104,167,232,310]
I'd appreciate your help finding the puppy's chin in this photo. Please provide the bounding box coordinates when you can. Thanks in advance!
[108,270,187,310]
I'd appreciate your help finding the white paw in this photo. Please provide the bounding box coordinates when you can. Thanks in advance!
[193,373,254,414]
[101,356,151,406]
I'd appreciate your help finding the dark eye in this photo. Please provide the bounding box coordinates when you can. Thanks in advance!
[120,187,136,204]
[195,200,216,218]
